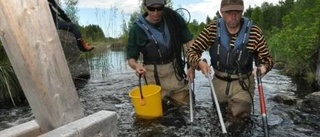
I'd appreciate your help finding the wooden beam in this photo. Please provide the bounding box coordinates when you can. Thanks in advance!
[0,0,84,133]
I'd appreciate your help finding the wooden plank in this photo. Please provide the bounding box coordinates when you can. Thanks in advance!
[0,120,41,137]
[39,111,118,137]
[0,0,84,133]
[0,111,118,137]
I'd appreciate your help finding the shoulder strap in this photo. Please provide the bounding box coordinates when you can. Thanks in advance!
[135,16,162,86]
[239,17,253,48]
[135,16,158,44]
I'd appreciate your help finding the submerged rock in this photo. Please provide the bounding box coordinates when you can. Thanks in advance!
[271,94,297,105]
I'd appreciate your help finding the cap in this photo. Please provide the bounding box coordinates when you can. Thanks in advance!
[145,0,165,6]
[220,0,244,12]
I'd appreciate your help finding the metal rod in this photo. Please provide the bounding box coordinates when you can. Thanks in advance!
[207,74,227,134]
[189,81,194,123]
[203,58,227,134]
[257,67,269,137]
[189,80,195,136]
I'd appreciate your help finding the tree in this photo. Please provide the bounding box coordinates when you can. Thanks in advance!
[64,0,79,24]
[213,10,221,20]
[79,24,105,42]
[269,0,320,80]
[205,16,212,24]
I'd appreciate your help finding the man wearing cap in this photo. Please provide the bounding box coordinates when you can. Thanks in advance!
[187,0,273,128]
[126,0,194,108]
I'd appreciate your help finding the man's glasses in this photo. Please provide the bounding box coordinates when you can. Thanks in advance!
[146,6,164,12]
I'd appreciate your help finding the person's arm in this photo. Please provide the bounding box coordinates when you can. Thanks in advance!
[252,25,274,76]
[185,40,194,49]
[126,24,147,76]
[184,39,194,67]
[187,22,216,70]
[184,40,196,81]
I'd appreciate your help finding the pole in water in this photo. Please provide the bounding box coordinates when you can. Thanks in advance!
[257,67,269,137]
[189,81,194,123]
[208,75,227,134]
[203,59,227,135]
[188,80,195,135]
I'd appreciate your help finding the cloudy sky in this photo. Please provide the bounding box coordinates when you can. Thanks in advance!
[75,0,280,38]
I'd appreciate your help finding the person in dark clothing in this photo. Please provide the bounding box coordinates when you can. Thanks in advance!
[126,0,194,107]
[48,0,94,52]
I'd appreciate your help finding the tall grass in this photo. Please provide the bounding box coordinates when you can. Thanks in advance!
[85,43,112,79]
[86,42,127,79]
[0,66,17,106]
[0,45,24,107]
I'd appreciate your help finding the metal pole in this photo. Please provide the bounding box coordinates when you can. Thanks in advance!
[203,59,227,134]
[257,67,269,137]
[189,81,194,123]
[207,74,227,134]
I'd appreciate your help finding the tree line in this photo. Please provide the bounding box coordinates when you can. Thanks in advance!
[244,0,319,85]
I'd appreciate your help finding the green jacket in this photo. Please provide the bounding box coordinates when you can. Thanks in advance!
[126,8,193,61]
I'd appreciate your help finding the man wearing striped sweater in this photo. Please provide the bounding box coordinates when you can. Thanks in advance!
[187,0,273,129]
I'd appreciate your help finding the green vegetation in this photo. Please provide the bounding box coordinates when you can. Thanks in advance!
[0,43,24,106]
[244,0,320,83]
[64,0,79,24]
[78,24,106,42]
[187,20,206,38]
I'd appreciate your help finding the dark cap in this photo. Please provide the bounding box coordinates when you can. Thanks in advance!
[145,0,165,6]
[220,0,244,12]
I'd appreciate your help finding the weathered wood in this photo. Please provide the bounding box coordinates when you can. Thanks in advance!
[0,0,84,133]
[0,111,118,137]
[0,120,41,137]
[39,111,118,137]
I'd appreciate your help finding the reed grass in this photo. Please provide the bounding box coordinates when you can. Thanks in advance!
[0,45,24,106]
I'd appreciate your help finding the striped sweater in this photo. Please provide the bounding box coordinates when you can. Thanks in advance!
[187,19,273,72]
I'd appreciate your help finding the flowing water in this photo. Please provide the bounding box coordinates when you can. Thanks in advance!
[0,46,319,137]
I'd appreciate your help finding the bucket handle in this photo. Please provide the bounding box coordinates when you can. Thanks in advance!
[139,75,146,106]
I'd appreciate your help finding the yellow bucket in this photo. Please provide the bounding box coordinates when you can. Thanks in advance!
[129,84,163,119]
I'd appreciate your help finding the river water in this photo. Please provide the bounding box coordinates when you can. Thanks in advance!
[0,47,319,137]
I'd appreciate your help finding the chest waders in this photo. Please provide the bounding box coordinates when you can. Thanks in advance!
[135,16,172,86]
[209,18,253,97]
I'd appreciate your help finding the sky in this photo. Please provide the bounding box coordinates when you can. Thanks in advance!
[75,0,281,38]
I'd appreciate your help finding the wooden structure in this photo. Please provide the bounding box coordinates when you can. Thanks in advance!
[0,0,111,136]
